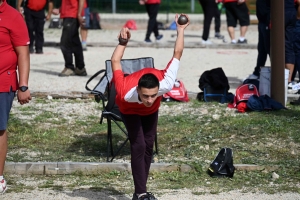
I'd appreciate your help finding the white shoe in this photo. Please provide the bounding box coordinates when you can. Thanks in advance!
[0,179,7,194]
[201,40,212,45]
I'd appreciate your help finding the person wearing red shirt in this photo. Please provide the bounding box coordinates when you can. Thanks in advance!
[111,14,189,200]
[223,0,250,44]
[139,0,163,43]
[0,0,31,193]
[17,0,54,54]
[52,0,87,77]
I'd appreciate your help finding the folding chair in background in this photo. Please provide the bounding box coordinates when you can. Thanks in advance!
[86,57,159,162]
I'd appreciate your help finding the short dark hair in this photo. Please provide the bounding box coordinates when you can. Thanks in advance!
[138,73,159,89]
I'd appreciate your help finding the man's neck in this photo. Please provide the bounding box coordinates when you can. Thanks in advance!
[0,1,3,6]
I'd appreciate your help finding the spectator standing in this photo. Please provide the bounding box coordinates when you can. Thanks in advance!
[80,0,89,51]
[223,0,250,44]
[245,0,271,80]
[139,0,163,43]
[199,0,223,44]
[285,0,297,87]
[52,0,87,77]
[17,0,54,54]
[0,0,31,193]
[111,14,189,200]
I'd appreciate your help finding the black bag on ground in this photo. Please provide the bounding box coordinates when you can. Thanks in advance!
[207,147,235,178]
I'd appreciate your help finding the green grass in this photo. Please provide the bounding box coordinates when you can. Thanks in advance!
[5,98,300,194]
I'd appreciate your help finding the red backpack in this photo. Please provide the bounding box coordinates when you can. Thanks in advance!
[27,0,47,11]
[162,80,189,102]
[231,84,259,108]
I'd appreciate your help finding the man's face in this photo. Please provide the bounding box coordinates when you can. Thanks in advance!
[137,86,159,107]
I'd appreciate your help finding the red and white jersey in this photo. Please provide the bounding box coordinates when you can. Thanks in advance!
[113,58,180,115]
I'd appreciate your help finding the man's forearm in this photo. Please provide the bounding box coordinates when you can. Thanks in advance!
[48,1,54,16]
[173,29,184,60]
[17,0,23,10]
[111,44,127,72]
[77,0,84,17]
[16,47,30,86]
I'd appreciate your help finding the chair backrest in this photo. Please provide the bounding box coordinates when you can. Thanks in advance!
[93,57,154,95]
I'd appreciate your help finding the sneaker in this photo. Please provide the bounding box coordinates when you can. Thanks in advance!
[58,68,75,77]
[74,67,87,76]
[29,47,34,54]
[36,49,43,54]
[144,39,152,43]
[215,32,224,39]
[288,81,296,90]
[146,192,157,200]
[0,179,7,194]
[201,40,212,45]
[237,39,247,44]
[132,193,150,200]
[82,42,87,51]
[155,35,163,41]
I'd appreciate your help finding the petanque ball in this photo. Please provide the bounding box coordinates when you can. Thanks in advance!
[177,15,188,25]
[119,37,128,45]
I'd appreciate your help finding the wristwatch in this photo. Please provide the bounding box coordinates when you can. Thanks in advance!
[19,86,28,92]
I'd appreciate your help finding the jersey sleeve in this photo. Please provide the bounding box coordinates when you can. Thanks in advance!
[158,58,180,96]
[10,14,30,47]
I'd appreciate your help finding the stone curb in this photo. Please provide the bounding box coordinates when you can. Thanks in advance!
[4,162,275,175]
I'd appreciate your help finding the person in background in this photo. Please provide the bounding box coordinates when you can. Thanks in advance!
[223,0,250,44]
[199,0,223,44]
[285,0,297,88]
[80,0,89,51]
[245,0,270,80]
[0,0,31,193]
[52,0,87,77]
[139,0,163,43]
[111,14,189,200]
[17,0,53,54]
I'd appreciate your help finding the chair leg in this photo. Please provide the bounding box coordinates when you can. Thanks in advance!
[107,119,114,162]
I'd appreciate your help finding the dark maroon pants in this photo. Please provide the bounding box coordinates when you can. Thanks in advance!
[121,110,158,194]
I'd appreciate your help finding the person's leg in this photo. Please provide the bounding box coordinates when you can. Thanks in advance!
[140,111,158,182]
[34,10,46,54]
[121,113,147,195]
[81,7,90,51]
[285,11,297,83]
[0,130,7,178]
[235,2,250,43]
[0,89,15,193]
[292,20,300,81]
[59,18,76,76]
[224,2,237,43]
[80,28,88,50]
[72,19,86,73]
[145,3,160,41]
[253,23,269,77]
[24,8,34,53]
[214,2,224,39]
[200,0,215,41]
[227,26,235,42]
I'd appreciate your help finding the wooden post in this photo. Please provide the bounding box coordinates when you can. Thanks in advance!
[270,0,285,105]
